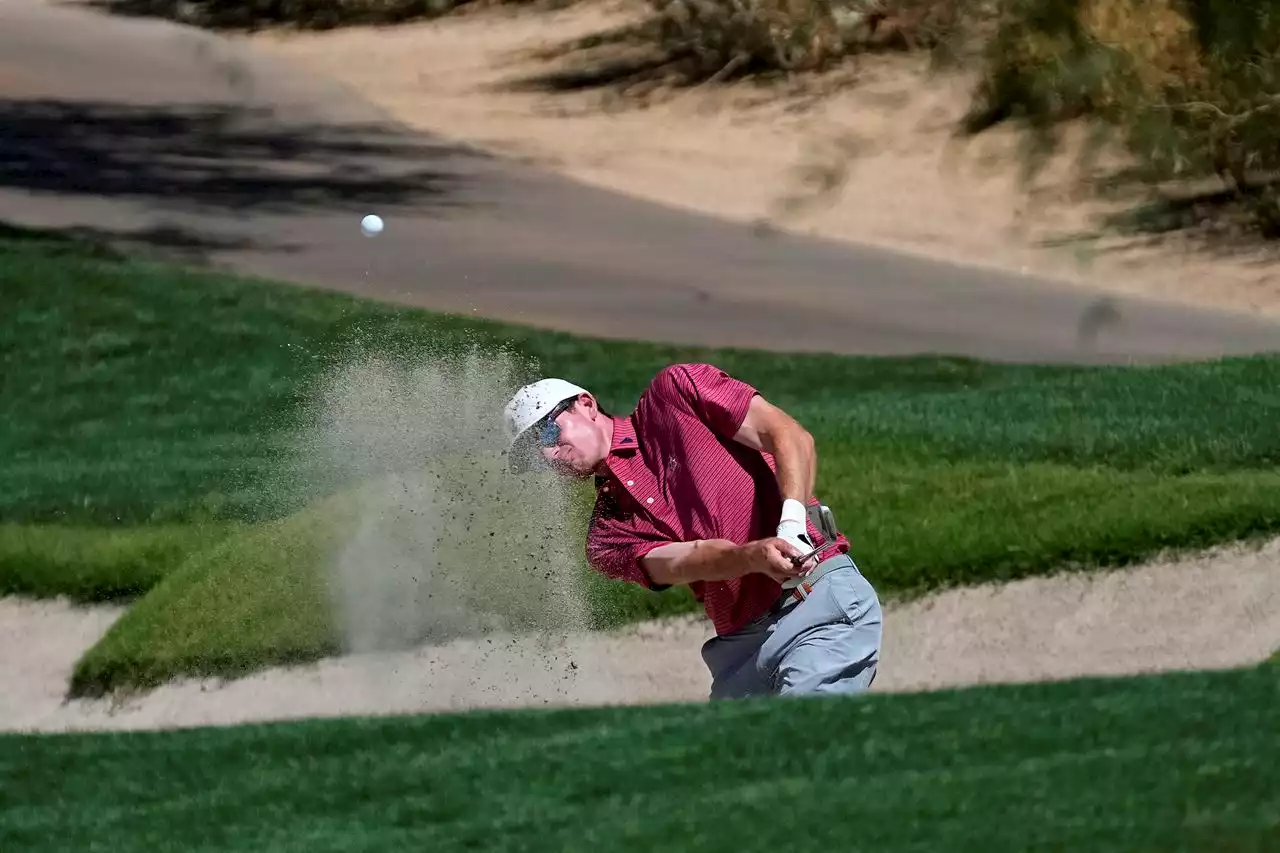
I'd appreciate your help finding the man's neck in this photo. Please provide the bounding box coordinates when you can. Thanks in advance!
[593,415,617,476]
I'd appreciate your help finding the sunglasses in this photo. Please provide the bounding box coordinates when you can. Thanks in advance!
[534,398,575,447]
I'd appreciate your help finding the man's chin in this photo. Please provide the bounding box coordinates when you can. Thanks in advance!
[548,460,591,479]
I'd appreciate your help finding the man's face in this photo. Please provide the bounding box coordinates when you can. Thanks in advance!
[536,393,610,478]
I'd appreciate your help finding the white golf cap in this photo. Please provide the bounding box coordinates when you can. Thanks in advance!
[502,377,589,472]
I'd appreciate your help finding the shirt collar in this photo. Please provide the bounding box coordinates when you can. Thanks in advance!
[594,415,638,487]
[608,415,638,456]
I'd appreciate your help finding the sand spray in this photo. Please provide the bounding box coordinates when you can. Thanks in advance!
[286,342,593,663]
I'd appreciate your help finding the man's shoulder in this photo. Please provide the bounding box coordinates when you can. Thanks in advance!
[643,362,729,398]
[652,362,727,380]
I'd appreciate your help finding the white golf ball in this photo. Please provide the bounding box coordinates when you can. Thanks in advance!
[361,214,384,236]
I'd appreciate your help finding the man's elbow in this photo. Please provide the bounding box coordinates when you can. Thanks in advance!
[638,544,683,587]
[771,419,814,459]
[745,397,814,455]
[586,543,677,590]
[641,539,738,586]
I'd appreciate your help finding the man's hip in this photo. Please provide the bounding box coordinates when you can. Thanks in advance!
[700,556,883,699]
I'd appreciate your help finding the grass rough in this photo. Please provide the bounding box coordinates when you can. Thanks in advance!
[0,522,237,602]
[67,495,352,698]
[70,458,1280,694]
[70,477,603,697]
[6,664,1279,852]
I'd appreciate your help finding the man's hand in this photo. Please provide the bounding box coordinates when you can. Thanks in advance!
[741,537,812,584]
[776,497,818,573]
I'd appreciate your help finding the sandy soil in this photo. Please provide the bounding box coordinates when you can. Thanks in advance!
[0,597,127,731]
[242,0,1280,317]
[6,536,1277,734]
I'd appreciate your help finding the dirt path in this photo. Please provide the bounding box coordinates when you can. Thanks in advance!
[6,537,1277,733]
[246,0,1280,318]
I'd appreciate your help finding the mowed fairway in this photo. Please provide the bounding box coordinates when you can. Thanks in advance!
[5,222,1280,696]
[4,0,1280,839]
[4,212,1280,849]
[4,665,1279,852]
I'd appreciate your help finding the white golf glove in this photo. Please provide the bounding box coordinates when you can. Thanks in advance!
[776,498,816,574]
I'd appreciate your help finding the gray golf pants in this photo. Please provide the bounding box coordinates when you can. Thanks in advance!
[699,556,882,699]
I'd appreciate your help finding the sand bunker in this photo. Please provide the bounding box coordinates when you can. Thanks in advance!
[4,537,1277,734]
[0,597,128,732]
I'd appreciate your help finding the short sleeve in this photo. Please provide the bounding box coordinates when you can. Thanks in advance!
[652,363,758,439]
[585,494,673,591]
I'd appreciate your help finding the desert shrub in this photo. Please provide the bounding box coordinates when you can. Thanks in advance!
[637,0,966,80]
[856,0,970,50]
[1126,2,1280,231]
[959,0,1280,236]
[960,0,1203,132]
[643,0,849,77]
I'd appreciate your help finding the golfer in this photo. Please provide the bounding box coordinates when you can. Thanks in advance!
[503,363,882,699]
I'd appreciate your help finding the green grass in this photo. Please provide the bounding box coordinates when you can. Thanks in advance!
[5,664,1279,853]
[7,224,1280,692]
[63,489,678,695]
[67,498,352,698]
[12,225,1280,530]
[0,521,239,602]
[70,456,1280,696]
[0,227,1018,530]
[68,477,612,697]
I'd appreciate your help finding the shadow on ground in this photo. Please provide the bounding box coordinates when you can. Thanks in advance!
[1037,178,1280,267]
[66,0,578,31]
[0,220,290,266]
[1,221,132,259]
[0,99,480,216]
[66,0,454,31]
[498,19,801,98]
[498,3,951,99]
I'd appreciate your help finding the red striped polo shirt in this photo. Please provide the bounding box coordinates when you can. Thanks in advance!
[585,363,849,636]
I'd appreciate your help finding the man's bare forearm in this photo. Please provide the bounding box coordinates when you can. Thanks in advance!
[764,421,816,505]
[640,539,747,586]
[732,395,817,505]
